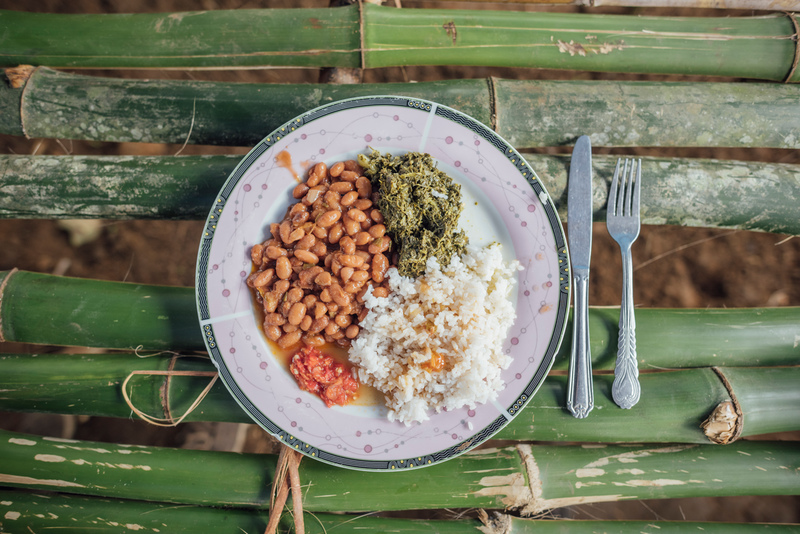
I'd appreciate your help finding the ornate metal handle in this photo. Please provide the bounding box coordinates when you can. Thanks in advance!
[612,245,641,409]
[567,270,593,418]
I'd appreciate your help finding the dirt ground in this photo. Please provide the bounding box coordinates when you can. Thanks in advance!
[1,0,799,528]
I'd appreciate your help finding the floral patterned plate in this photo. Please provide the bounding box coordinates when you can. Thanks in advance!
[195,96,569,471]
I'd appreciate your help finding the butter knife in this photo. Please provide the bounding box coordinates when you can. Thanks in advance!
[566,135,594,419]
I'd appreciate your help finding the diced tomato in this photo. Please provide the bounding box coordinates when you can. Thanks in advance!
[289,346,359,407]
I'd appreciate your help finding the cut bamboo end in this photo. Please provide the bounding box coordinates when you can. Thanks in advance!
[4,64,34,89]
[701,400,741,444]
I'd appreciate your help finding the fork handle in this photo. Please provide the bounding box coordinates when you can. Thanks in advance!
[612,246,641,409]
[567,270,593,418]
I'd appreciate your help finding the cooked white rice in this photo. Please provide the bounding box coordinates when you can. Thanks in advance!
[348,243,521,425]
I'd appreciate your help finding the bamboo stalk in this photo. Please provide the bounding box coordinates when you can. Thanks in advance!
[0,6,797,81]
[3,490,799,534]
[2,153,799,235]
[439,0,800,9]
[1,351,798,443]
[0,270,798,363]
[0,8,361,69]
[0,270,203,352]
[0,428,797,512]
[5,68,800,149]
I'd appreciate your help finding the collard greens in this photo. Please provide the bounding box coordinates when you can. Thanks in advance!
[359,150,468,277]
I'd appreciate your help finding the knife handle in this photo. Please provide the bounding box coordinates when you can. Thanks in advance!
[567,271,593,418]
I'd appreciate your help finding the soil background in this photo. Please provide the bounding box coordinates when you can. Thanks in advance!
[1,0,799,528]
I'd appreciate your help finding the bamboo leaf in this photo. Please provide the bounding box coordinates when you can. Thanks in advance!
[4,68,800,149]
[0,429,797,513]
[1,154,799,235]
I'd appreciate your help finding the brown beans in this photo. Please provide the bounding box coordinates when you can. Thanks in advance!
[276,257,292,279]
[293,182,309,199]
[266,246,287,259]
[295,234,315,250]
[372,253,389,283]
[370,209,384,224]
[329,161,345,177]
[356,176,372,198]
[345,324,360,339]
[315,271,332,286]
[288,302,307,326]
[294,249,319,264]
[252,269,274,288]
[347,208,367,222]
[339,254,364,268]
[248,157,398,350]
[372,286,390,298]
[368,224,386,238]
[266,325,282,341]
[277,330,303,348]
[328,223,344,244]
[251,244,264,266]
[316,210,341,228]
[355,231,372,246]
[342,216,360,236]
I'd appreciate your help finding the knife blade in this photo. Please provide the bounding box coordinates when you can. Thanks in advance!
[566,135,594,419]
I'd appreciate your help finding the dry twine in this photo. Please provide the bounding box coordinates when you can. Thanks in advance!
[122,354,305,533]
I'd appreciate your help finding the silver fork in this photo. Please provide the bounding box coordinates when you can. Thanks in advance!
[607,158,642,409]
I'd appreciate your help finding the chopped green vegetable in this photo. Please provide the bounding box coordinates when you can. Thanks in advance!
[359,149,468,277]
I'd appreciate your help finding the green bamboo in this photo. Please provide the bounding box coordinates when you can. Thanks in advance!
[0,8,360,69]
[0,6,797,81]
[2,490,799,534]
[2,351,798,443]
[0,429,797,513]
[1,270,797,363]
[4,491,798,534]
[453,0,800,8]
[5,68,800,149]
[2,154,799,235]
[0,270,202,352]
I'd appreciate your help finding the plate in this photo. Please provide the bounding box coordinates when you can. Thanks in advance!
[196,96,570,471]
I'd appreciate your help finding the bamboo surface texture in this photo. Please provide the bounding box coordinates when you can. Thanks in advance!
[0,428,797,514]
[3,490,800,533]
[3,68,800,149]
[1,152,798,235]
[0,270,797,366]
[0,6,797,81]
[1,351,798,443]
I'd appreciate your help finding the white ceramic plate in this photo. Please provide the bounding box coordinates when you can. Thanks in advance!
[196,96,569,471]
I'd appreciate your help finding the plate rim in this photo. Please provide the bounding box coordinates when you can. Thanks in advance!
[195,95,571,471]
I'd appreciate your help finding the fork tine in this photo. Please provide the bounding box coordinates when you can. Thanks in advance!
[609,158,622,216]
[633,158,642,216]
[623,158,634,217]
[617,158,628,217]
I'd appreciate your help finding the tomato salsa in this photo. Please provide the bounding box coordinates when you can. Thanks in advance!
[289,345,359,407]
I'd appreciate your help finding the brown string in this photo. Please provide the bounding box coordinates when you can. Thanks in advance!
[784,12,800,83]
[265,445,305,534]
[122,363,218,427]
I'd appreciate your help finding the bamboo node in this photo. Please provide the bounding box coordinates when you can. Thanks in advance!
[701,400,740,445]
[0,267,19,343]
[477,510,511,534]
[783,12,800,83]
[702,367,744,444]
